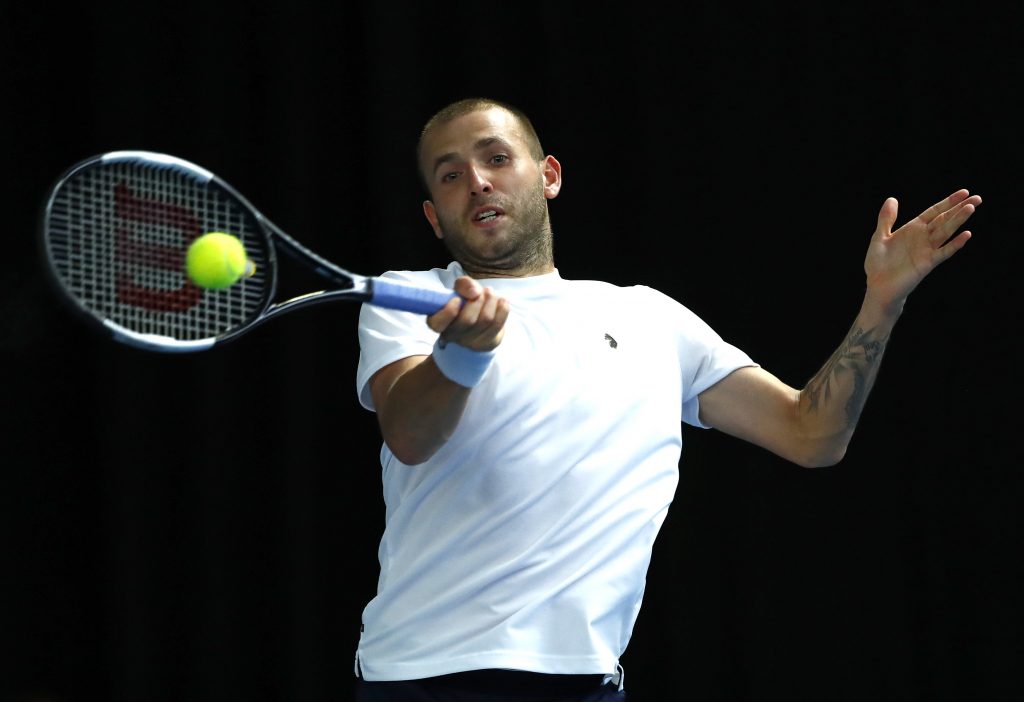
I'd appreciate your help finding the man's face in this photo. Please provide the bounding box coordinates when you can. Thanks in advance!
[420,107,560,276]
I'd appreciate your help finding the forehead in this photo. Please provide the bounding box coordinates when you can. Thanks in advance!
[421,107,529,160]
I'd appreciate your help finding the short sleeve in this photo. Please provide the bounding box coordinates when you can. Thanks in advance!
[633,286,758,428]
[355,269,456,411]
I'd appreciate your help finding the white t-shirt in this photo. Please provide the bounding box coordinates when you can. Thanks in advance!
[354,263,757,681]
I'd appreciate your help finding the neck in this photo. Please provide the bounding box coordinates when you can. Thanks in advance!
[457,228,555,279]
[461,259,556,279]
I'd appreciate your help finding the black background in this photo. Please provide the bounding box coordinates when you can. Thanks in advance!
[3,3,1021,701]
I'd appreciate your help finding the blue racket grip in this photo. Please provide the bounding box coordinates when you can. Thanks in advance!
[370,278,460,315]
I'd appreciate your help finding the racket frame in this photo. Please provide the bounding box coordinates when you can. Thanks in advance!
[40,151,453,352]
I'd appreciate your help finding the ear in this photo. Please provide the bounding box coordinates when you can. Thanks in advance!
[422,200,444,239]
[542,155,562,200]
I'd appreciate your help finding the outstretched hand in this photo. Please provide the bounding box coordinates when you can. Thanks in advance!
[864,189,981,312]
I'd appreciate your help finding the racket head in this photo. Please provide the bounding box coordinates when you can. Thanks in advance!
[40,151,277,351]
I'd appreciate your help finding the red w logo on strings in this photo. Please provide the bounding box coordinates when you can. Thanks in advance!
[114,183,204,312]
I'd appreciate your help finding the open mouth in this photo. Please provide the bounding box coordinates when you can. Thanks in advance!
[472,205,505,225]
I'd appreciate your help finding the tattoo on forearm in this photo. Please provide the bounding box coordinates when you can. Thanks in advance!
[803,325,889,426]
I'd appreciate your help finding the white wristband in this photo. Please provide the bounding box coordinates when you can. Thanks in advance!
[432,337,496,388]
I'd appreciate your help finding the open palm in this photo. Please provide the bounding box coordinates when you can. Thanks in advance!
[864,189,981,310]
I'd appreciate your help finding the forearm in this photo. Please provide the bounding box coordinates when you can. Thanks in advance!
[797,291,902,464]
[703,189,978,468]
[370,277,507,465]
[374,356,473,465]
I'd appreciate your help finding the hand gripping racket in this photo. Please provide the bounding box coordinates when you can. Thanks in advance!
[40,151,457,352]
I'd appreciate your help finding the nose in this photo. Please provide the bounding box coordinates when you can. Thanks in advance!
[467,166,492,196]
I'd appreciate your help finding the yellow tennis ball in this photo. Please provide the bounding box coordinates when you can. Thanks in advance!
[185,232,253,289]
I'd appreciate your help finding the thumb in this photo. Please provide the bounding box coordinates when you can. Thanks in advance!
[876,197,898,237]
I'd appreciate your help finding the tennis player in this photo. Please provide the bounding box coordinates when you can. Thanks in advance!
[351,97,980,701]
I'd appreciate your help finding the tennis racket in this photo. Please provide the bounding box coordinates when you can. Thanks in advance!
[40,151,457,352]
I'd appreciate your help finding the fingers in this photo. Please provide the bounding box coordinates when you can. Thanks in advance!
[426,295,465,334]
[452,275,484,300]
[445,286,509,350]
[885,189,981,255]
[927,195,981,248]
[427,276,485,334]
[918,188,981,225]
[427,277,509,351]
[934,230,973,264]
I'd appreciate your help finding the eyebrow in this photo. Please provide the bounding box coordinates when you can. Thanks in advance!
[431,136,511,177]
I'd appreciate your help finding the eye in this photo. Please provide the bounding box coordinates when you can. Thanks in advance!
[440,171,460,183]
[491,154,509,165]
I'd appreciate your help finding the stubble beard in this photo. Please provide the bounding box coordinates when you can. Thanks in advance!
[437,180,554,278]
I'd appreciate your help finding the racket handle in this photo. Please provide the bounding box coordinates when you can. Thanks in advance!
[370,278,459,315]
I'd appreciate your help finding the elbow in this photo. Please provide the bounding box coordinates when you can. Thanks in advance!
[797,451,845,469]
[387,440,435,466]
[794,441,848,469]
[781,415,853,468]
[377,414,441,466]
[383,429,444,466]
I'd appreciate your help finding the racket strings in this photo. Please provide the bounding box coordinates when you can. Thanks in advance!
[47,160,270,342]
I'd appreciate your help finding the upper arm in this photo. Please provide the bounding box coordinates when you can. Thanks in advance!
[697,366,819,466]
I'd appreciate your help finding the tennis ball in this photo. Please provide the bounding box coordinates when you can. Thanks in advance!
[185,232,254,289]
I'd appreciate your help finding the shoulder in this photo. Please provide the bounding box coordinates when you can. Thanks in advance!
[566,279,694,314]
[378,261,462,290]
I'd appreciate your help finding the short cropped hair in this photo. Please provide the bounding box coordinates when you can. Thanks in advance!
[416,97,545,192]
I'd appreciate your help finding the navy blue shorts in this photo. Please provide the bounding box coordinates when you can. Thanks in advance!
[354,669,626,701]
